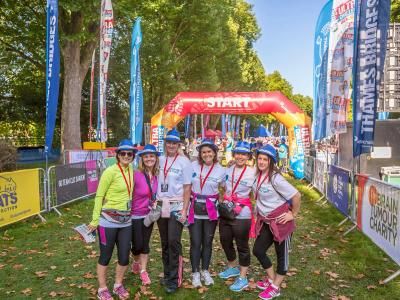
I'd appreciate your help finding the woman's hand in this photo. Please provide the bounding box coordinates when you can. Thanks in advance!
[87,224,97,233]
[276,211,294,224]
[179,209,187,223]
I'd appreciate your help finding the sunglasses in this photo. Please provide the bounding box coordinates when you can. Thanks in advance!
[118,151,134,157]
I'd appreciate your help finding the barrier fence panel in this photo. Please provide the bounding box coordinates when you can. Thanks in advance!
[313,159,327,194]
[304,156,314,183]
[356,175,400,268]
[327,165,351,217]
[0,169,43,227]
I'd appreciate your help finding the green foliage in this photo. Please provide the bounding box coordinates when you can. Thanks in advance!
[391,0,400,22]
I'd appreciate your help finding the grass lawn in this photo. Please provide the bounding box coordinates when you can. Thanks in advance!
[1,178,399,299]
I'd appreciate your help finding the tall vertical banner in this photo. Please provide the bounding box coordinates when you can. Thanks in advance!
[184,115,191,138]
[221,114,226,137]
[201,115,205,139]
[326,0,356,136]
[98,0,114,142]
[89,49,96,141]
[356,175,400,265]
[45,0,60,153]
[353,0,391,156]
[231,116,236,137]
[313,0,333,141]
[235,116,241,139]
[227,115,231,134]
[129,17,144,145]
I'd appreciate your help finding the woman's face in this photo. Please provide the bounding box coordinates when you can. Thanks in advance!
[257,153,270,172]
[200,146,215,165]
[118,150,134,166]
[142,153,157,168]
[234,152,249,167]
[166,141,179,156]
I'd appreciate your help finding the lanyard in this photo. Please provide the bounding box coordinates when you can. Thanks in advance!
[163,153,179,183]
[199,163,215,192]
[231,165,247,196]
[143,171,155,202]
[255,171,269,200]
[117,163,132,197]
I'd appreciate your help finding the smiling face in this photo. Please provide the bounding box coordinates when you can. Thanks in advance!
[234,152,250,167]
[200,146,216,166]
[142,153,157,169]
[117,150,134,167]
[257,153,271,172]
[166,141,180,156]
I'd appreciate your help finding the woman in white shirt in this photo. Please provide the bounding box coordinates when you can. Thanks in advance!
[189,139,225,287]
[218,141,256,292]
[156,129,193,294]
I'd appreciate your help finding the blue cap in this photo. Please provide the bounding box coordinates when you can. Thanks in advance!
[164,129,181,143]
[256,144,277,163]
[232,141,251,154]
[138,144,160,157]
[196,138,218,152]
[117,139,138,152]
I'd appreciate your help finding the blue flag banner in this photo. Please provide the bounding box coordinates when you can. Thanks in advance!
[327,165,350,216]
[129,17,144,145]
[221,114,226,137]
[231,116,236,137]
[236,116,241,138]
[245,120,250,138]
[353,0,391,157]
[312,0,332,141]
[227,115,231,133]
[184,115,191,138]
[45,0,60,153]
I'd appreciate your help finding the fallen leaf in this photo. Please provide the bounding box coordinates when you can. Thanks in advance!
[35,271,48,278]
[281,282,287,289]
[55,277,65,282]
[305,286,312,291]
[313,270,321,275]
[49,291,57,297]
[50,266,57,270]
[13,264,24,270]
[354,273,365,279]
[367,285,377,290]
[83,272,96,279]
[21,288,32,295]
[0,264,5,269]
[325,271,339,279]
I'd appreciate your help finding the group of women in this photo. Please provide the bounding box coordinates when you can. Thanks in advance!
[87,129,301,300]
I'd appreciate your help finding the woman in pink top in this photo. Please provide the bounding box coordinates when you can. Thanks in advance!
[130,144,160,285]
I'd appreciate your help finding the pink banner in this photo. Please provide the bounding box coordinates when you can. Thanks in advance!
[85,160,99,194]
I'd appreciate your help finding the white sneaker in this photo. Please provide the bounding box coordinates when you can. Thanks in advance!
[191,272,202,288]
[201,270,214,286]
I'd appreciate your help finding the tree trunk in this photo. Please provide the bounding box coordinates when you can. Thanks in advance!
[61,40,83,151]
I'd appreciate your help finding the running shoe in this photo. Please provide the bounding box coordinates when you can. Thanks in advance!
[256,277,273,290]
[200,270,214,286]
[97,287,113,300]
[131,260,141,274]
[113,284,129,300]
[140,270,151,285]
[258,284,281,299]
[218,266,240,279]
[192,272,202,288]
[229,276,249,292]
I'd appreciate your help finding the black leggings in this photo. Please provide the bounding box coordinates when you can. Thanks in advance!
[157,216,184,289]
[131,218,154,255]
[219,218,251,267]
[97,225,132,266]
[252,223,291,275]
[189,218,218,272]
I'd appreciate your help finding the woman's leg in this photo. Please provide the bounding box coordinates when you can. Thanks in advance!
[97,226,118,288]
[157,218,170,280]
[140,222,154,271]
[131,219,144,268]
[219,218,236,266]
[189,218,203,272]
[252,223,275,280]
[272,234,292,287]
[115,225,132,284]
[231,219,251,277]
[166,216,184,289]
[201,219,217,271]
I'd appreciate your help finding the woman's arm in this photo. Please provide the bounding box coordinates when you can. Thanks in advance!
[276,192,301,224]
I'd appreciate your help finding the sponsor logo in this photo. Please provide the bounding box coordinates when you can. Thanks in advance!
[0,176,18,213]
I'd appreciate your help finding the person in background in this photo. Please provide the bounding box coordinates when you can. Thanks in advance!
[156,129,193,293]
[252,145,301,300]
[189,139,226,288]
[218,141,256,292]
[87,139,137,300]
[130,144,160,285]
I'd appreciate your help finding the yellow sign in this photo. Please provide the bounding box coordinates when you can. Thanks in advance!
[83,141,106,150]
[0,169,41,227]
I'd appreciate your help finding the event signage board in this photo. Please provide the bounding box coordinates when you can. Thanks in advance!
[85,160,99,194]
[314,159,326,193]
[313,0,332,141]
[0,169,41,227]
[357,175,400,265]
[66,150,109,164]
[151,125,165,153]
[304,156,314,183]
[353,0,391,156]
[55,163,88,205]
[327,165,350,216]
